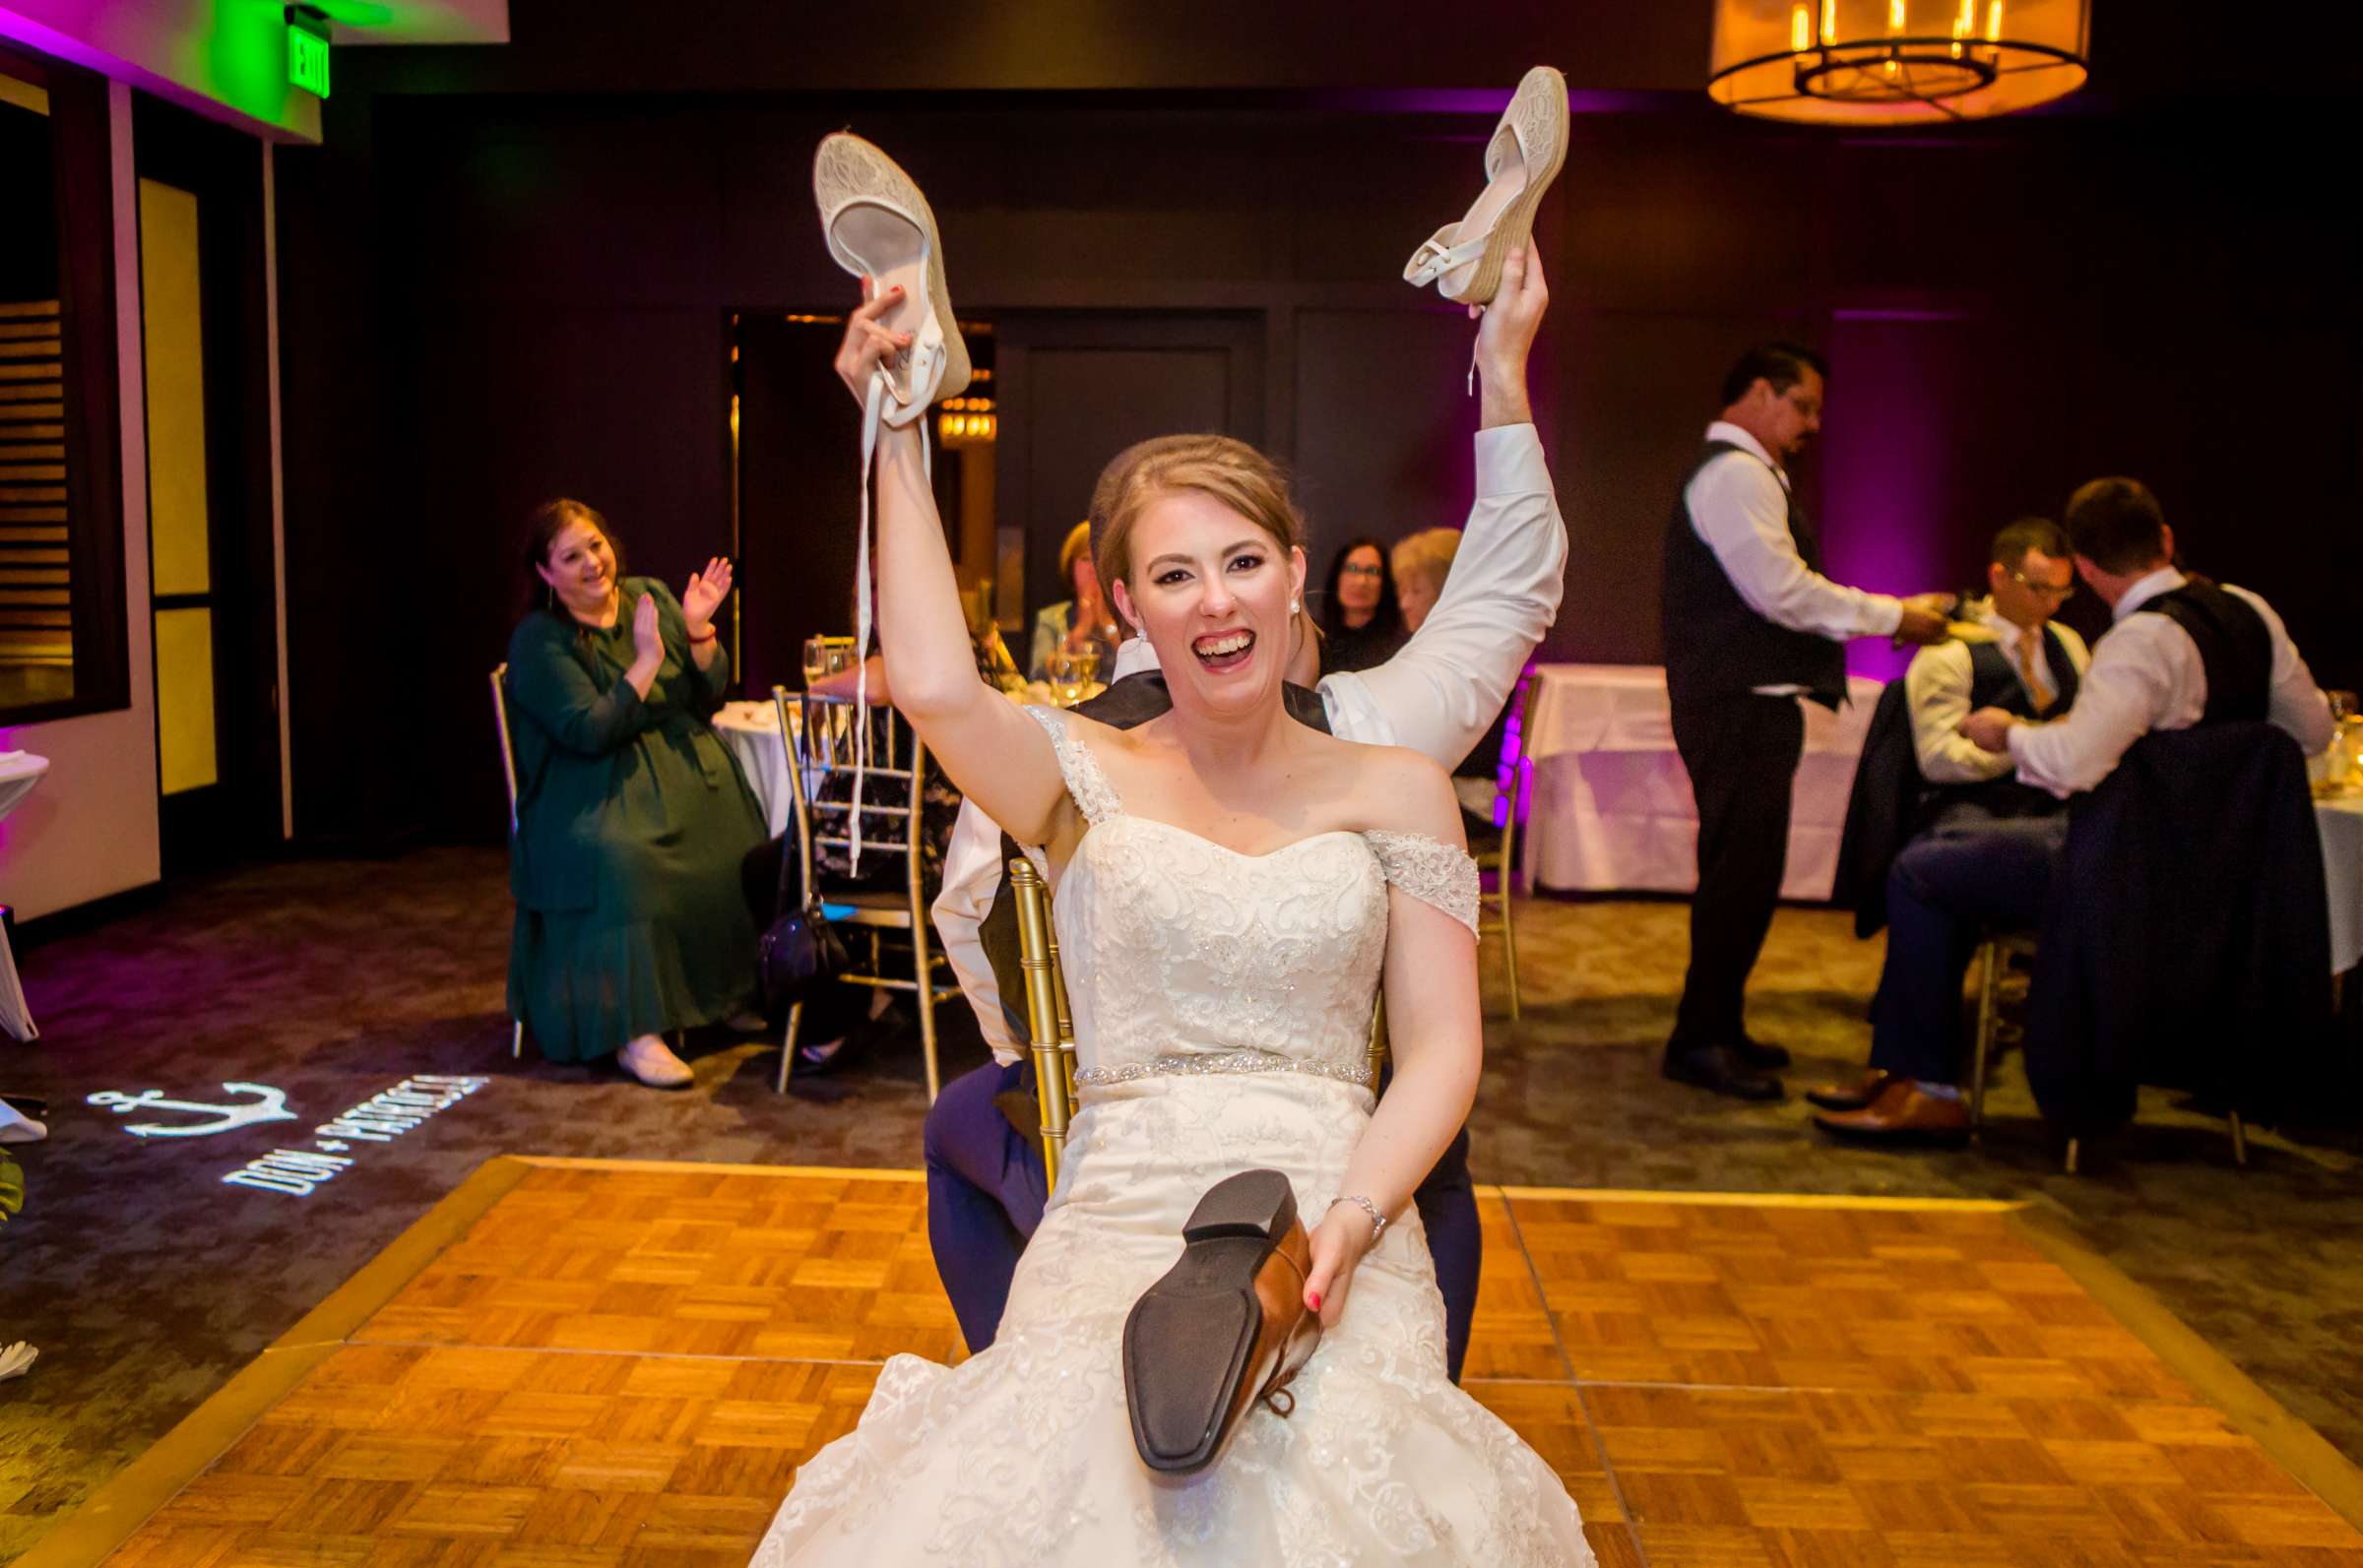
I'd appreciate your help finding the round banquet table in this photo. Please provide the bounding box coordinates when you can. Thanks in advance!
[709,700,801,838]
[1517,663,1884,902]
[2318,793,2363,977]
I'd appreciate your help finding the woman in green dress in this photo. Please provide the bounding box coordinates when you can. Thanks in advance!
[505,499,768,1088]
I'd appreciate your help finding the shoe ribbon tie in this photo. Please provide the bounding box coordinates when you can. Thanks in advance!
[851,351,935,872]
[1401,227,1490,291]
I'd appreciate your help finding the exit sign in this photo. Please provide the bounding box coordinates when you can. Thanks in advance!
[287,24,330,97]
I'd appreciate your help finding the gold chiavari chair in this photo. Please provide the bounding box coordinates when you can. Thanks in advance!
[775,685,959,1099]
[1471,672,1531,1019]
[488,664,526,1059]
[1012,851,1393,1197]
[1007,856,1077,1190]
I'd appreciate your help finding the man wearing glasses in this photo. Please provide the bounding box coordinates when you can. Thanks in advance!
[1809,519,2090,1142]
[1660,343,1954,1101]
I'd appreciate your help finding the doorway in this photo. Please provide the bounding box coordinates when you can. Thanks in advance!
[133,95,279,875]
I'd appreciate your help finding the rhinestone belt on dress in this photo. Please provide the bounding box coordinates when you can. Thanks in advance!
[1072,1050,1375,1091]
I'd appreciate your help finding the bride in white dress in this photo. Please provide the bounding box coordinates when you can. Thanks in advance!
[752,267,1592,1566]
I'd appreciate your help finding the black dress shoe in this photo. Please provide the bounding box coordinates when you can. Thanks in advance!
[1662,1043,1784,1102]
[1732,1035,1791,1071]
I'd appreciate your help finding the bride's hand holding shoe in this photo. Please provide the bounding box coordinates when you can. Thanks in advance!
[1469,241,1547,429]
[1303,1202,1380,1331]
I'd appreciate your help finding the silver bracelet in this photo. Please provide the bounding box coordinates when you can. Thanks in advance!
[1329,1194,1386,1244]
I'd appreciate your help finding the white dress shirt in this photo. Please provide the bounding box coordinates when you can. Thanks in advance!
[1687,422,1902,700]
[1904,599,2090,785]
[934,421,1568,1062]
[2006,567,2334,798]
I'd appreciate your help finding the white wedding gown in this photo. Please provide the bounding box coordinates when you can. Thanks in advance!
[751,708,1592,1566]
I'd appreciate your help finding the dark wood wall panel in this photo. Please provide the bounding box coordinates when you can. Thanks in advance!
[276,81,2363,845]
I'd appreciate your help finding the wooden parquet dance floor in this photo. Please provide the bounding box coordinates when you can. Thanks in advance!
[32,1158,2363,1566]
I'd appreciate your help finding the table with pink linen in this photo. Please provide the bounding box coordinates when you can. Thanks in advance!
[1517,662,1883,902]
[2318,794,2363,977]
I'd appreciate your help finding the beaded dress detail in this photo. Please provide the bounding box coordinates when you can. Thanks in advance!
[750,707,1592,1566]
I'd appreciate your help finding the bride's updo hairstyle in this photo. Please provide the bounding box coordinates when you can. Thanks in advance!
[1089,435,1305,616]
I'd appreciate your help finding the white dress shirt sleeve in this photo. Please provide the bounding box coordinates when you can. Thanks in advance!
[2007,616,2183,798]
[930,797,1024,1065]
[2228,585,2338,756]
[1686,452,1902,642]
[1903,641,2012,784]
[1321,422,1565,763]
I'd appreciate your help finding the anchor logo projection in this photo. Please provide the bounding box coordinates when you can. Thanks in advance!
[86,1084,299,1139]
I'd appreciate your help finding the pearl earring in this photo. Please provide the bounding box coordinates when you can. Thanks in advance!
[1289,597,1301,615]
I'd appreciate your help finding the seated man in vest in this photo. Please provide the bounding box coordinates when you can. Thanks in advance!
[1818,478,2333,1144]
[924,245,1564,1379]
[1809,518,2091,1141]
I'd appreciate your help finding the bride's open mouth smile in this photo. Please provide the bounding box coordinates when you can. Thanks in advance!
[1190,628,1255,674]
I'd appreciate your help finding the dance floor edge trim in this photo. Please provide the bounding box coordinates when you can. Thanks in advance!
[22,1158,2363,1567]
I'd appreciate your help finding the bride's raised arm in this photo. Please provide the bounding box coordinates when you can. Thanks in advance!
[834,282,1074,849]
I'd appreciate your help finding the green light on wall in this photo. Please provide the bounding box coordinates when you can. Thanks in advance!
[287,16,331,98]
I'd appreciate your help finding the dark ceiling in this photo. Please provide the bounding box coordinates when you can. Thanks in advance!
[349,0,2363,108]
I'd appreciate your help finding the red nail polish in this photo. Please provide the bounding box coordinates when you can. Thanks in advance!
[1308,1291,1321,1311]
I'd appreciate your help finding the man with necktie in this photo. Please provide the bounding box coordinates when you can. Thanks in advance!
[1811,518,2090,1141]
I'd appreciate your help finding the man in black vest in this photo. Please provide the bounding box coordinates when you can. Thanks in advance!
[1660,343,1953,1099]
[1809,519,2090,1140]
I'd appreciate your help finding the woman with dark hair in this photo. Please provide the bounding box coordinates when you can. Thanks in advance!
[1317,535,1407,673]
[503,498,767,1089]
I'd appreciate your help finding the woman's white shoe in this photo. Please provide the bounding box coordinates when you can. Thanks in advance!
[811,132,971,867]
[617,1034,694,1090]
[1403,65,1568,306]
[812,133,970,419]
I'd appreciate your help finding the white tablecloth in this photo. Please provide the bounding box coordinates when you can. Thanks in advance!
[1519,663,1883,902]
[2320,795,2363,976]
[711,701,800,837]
[0,750,50,1043]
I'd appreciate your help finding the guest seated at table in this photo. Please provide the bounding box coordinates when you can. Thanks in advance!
[1027,520,1120,681]
[1811,518,2091,1141]
[1817,481,2333,1145]
[504,499,767,1090]
[1317,535,1408,673]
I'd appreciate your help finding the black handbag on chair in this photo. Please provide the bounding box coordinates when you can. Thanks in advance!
[757,820,849,1014]
[759,900,848,1015]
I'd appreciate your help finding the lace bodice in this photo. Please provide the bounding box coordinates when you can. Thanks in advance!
[1022,706,1477,1090]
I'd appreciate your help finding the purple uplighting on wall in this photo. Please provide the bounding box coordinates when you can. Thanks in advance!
[1816,314,1981,687]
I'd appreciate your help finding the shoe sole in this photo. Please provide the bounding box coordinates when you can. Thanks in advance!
[1121,1169,1309,1474]
[1454,65,1569,306]
[1812,1117,1970,1148]
[813,133,973,407]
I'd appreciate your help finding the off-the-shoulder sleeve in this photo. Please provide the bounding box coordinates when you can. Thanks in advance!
[1364,830,1480,935]
[1022,705,1123,826]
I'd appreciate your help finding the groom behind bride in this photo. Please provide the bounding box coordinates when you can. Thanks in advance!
[926,245,1566,1381]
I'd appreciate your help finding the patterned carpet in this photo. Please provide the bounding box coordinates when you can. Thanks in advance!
[2,847,2359,1560]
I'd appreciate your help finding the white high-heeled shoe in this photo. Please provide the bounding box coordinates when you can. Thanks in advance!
[812,133,971,866]
[1403,65,1568,306]
[813,133,971,420]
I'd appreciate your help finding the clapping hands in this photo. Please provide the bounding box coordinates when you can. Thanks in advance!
[630,591,664,669]
[682,556,734,635]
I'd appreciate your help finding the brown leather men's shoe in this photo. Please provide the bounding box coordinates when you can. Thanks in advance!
[1812,1081,1971,1147]
[1122,1170,1319,1474]
[1804,1069,1894,1112]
